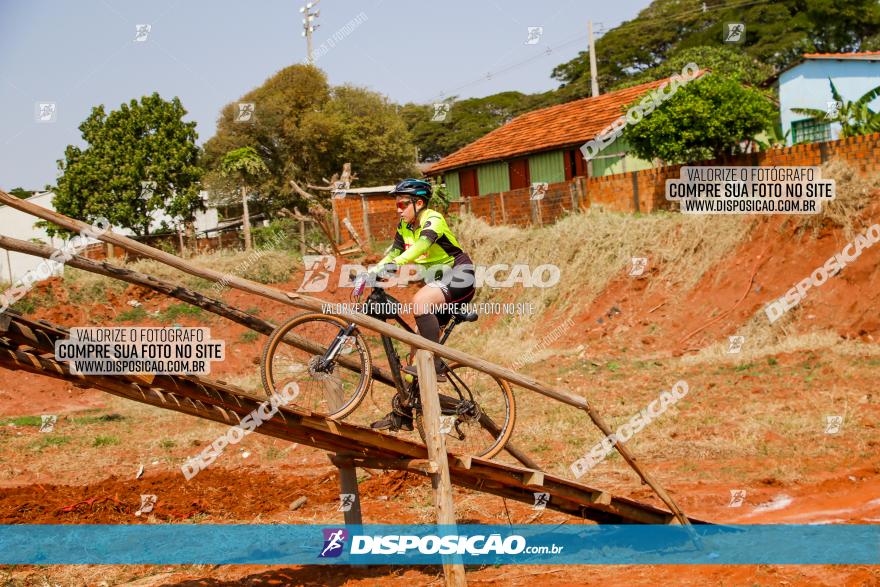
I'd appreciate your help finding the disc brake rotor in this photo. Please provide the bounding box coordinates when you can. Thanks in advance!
[307,355,334,380]
[456,400,482,424]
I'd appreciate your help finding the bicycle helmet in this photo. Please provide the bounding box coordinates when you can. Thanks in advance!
[390,179,432,203]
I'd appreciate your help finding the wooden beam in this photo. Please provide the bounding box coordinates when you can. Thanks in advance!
[416,350,466,587]
[0,189,690,527]
[0,236,398,390]
[333,455,439,475]
[522,470,544,487]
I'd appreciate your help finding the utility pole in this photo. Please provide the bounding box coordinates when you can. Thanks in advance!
[300,1,321,64]
[588,20,599,97]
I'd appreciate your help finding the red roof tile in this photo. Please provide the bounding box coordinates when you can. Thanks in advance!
[802,51,880,59]
[426,74,700,174]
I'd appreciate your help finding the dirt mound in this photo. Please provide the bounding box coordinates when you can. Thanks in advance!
[0,468,424,524]
[569,202,880,359]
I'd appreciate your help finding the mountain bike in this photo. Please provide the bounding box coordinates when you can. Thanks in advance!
[260,270,515,459]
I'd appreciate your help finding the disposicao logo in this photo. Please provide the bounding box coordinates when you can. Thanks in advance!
[319,528,349,558]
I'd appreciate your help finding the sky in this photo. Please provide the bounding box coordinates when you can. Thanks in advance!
[0,0,650,191]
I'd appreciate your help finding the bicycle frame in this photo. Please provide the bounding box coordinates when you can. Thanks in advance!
[317,282,475,416]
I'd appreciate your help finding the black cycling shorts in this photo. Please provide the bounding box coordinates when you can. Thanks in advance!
[425,254,476,304]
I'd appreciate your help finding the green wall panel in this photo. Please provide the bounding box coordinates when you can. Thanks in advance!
[528,151,565,184]
[476,161,510,195]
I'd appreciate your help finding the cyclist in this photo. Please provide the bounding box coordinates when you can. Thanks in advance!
[365,178,476,431]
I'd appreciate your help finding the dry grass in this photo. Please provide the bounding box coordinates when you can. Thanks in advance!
[63,249,298,300]
[680,305,880,367]
[796,159,880,239]
[452,210,752,364]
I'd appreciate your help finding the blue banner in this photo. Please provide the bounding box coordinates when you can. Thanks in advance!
[0,524,877,565]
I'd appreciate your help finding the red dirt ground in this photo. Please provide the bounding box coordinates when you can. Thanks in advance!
[2,207,880,585]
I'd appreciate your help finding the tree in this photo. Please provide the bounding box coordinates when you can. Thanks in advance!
[299,85,417,185]
[53,93,202,236]
[792,79,880,139]
[611,46,774,90]
[202,65,417,215]
[219,147,268,251]
[400,91,547,162]
[8,187,34,199]
[623,74,775,164]
[552,0,880,94]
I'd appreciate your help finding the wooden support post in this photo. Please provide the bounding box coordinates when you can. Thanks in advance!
[499,192,508,223]
[329,454,363,525]
[489,195,496,225]
[299,219,306,257]
[360,196,371,244]
[342,216,371,254]
[4,249,13,284]
[177,228,186,257]
[328,381,361,524]
[415,350,467,587]
[577,177,587,211]
[332,206,341,244]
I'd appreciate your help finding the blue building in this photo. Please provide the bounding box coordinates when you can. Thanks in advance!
[779,52,880,146]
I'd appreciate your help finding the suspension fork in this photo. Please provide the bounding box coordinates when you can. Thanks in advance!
[317,322,358,369]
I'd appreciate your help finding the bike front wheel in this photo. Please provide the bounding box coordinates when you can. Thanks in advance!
[261,313,372,420]
[414,362,515,460]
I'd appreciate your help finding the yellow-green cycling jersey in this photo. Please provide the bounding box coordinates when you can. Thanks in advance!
[376,208,468,268]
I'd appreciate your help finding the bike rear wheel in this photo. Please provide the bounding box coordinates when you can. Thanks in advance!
[414,362,515,460]
[261,313,372,420]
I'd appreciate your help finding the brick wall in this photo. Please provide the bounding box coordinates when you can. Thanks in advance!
[333,133,880,238]
[332,194,400,244]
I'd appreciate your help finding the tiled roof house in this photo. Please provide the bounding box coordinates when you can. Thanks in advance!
[425,77,678,199]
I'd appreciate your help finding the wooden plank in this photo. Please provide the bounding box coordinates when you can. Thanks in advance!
[416,350,466,587]
[0,190,691,527]
[522,470,544,487]
[335,455,439,475]
[2,327,711,526]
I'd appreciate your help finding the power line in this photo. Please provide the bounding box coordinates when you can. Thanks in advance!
[423,0,773,104]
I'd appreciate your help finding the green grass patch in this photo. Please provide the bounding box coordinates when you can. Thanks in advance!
[115,307,147,322]
[159,303,203,322]
[29,436,70,451]
[159,438,176,450]
[239,331,259,343]
[92,435,120,447]
[0,415,43,427]
[71,413,125,425]
[265,446,286,460]
[10,297,37,314]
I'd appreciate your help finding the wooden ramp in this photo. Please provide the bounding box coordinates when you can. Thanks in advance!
[0,311,709,526]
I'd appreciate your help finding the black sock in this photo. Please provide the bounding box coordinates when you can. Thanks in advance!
[415,313,444,372]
